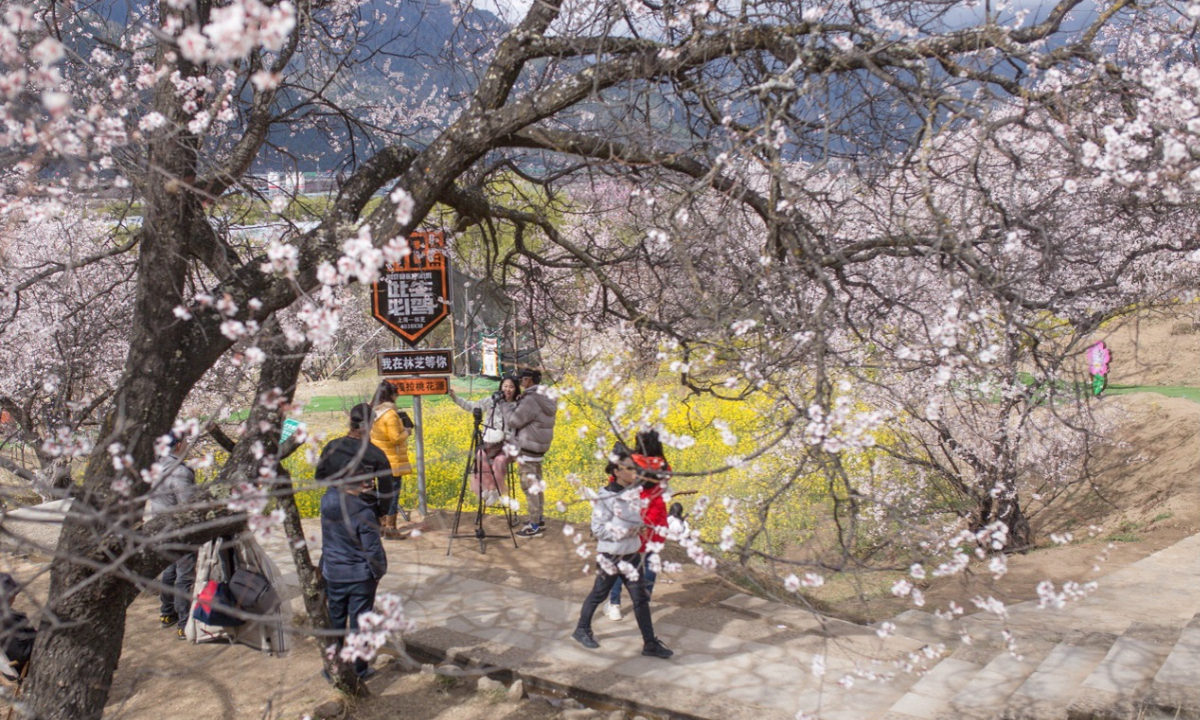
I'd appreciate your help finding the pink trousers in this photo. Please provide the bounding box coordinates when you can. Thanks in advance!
[470,448,511,495]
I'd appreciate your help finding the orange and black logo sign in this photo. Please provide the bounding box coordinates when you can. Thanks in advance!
[372,231,450,347]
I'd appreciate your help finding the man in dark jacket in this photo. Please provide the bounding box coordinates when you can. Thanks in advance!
[507,367,558,537]
[317,403,390,680]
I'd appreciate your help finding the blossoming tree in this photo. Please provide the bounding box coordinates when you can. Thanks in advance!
[2,0,1199,716]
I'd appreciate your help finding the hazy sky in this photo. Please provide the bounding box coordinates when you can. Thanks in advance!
[463,0,1103,34]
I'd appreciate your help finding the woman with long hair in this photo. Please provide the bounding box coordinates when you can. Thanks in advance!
[370,380,412,539]
[447,375,521,506]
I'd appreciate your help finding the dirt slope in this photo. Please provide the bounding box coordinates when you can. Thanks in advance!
[1090,306,1199,387]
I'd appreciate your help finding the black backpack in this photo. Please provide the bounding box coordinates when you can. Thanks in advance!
[228,568,280,615]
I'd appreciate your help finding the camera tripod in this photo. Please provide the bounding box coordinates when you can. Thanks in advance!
[446,409,519,554]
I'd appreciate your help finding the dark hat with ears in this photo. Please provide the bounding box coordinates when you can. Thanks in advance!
[635,429,666,460]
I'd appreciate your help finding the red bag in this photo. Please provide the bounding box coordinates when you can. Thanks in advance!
[192,580,244,627]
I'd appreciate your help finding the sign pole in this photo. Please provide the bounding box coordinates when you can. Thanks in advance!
[413,395,428,517]
[449,302,458,374]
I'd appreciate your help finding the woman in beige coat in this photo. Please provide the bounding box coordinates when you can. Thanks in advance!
[370,381,412,538]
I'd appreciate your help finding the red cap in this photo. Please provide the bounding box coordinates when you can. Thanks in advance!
[630,454,665,472]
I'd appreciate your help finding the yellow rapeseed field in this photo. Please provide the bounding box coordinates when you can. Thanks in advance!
[280,366,898,554]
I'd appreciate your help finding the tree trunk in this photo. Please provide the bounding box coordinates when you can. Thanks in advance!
[973,492,1033,554]
[22,520,140,718]
[23,48,208,716]
[248,327,330,627]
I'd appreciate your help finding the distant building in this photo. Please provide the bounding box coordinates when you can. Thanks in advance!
[257,171,339,196]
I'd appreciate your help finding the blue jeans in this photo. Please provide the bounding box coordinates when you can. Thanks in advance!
[159,552,196,628]
[609,559,656,606]
[325,578,378,677]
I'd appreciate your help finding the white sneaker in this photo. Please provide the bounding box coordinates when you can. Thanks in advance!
[605,603,622,621]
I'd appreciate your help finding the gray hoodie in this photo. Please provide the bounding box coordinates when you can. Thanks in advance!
[590,480,645,555]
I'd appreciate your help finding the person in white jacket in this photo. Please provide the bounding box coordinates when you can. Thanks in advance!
[570,455,673,658]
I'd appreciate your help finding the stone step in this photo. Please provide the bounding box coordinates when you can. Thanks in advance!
[1004,636,1113,720]
[717,592,829,632]
[883,654,984,719]
[1066,622,1180,719]
[718,593,929,665]
[1144,622,1200,718]
[886,610,960,648]
[945,640,1057,719]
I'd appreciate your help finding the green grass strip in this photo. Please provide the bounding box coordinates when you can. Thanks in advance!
[229,376,503,419]
[1105,385,1200,404]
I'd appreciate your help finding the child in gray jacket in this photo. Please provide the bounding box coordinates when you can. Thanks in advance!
[570,454,673,658]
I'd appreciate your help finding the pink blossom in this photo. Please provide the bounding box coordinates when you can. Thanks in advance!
[390,187,414,225]
[176,27,209,63]
[250,70,280,92]
[5,5,36,32]
[30,37,65,66]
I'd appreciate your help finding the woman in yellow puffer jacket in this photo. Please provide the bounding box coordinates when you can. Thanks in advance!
[370,381,412,538]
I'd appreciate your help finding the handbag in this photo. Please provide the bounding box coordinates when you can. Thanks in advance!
[228,569,279,615]
[192,580,245,627]
[483,427,505,445]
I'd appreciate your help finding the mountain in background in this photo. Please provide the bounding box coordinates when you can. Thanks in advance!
[259,0,505,172]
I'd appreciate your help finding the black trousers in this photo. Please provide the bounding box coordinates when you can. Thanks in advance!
[576,553,655,644]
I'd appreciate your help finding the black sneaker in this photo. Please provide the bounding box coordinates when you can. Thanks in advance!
[642,638,673,658]
[176,627,187,640]
[159,614,179,628]
[571,627,600,649]
[516,523,544,538]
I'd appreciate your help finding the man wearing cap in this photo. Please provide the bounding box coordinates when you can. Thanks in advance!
[316,403,391,680]
[506,367,558,538]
